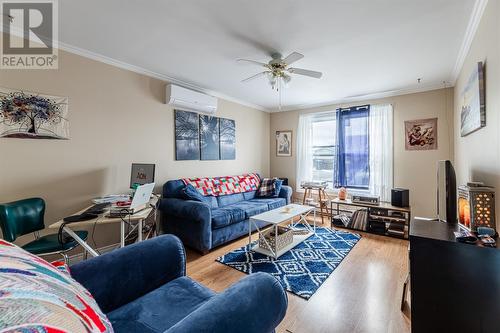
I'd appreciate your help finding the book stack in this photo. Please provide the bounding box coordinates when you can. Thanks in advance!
[108,203,148,218]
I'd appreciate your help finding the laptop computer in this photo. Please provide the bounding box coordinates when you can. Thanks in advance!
[109,183,155,217]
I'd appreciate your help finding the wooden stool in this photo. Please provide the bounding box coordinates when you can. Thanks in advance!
[301,185,330,224]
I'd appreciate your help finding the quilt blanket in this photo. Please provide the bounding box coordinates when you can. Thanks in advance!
[182,173,261,196]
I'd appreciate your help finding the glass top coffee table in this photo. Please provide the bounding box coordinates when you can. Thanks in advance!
[249,204,316,258]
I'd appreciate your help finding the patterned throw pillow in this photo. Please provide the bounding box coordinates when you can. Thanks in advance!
[256,178,277,197]
[273,178,284,197]
[0,239,114,333]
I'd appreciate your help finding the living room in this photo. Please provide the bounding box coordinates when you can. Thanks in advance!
[0,0,499,332]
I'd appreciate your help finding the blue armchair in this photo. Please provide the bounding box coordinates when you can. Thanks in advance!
[159,176,293,253]
[70,235,288,333]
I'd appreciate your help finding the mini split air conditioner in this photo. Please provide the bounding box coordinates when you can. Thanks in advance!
[165,84,218,114]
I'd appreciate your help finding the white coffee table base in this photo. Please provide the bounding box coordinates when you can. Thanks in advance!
[251,231,314,258]
[249,205,316,259]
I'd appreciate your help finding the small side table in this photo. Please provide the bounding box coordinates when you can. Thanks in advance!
[301,185,331,224]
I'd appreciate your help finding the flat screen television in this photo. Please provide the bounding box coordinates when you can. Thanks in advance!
[437,160,457,223]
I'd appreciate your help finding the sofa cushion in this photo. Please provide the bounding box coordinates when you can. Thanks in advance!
[250,198,287,210]
[0,239,113,333]
[230,200,269,219]
[273,179,284,198]
[217,193,244,207]
[180,184,205,202]
[243,190,257,200]
[108,276,215,333]
[211,206,246,229]
[204,195,218,209]
[163,179,186,198]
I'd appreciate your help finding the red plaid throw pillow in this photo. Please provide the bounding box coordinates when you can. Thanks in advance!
[256,178,276,197]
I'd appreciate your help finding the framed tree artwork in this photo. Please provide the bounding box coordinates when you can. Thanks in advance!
[219,118,235,160]
[276,130,292,156]
[174,110,200,160]
[0,87,69,139]
[199,114,220,160]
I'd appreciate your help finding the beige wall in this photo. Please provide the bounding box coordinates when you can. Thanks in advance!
[0,46,270,247]
[454,0,500,229]
[270,88,454,218]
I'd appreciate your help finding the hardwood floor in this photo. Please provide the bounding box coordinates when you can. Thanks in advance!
[186,223,411,333]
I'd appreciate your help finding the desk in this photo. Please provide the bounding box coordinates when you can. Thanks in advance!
[410,219,500,332]
[49,203,156,258]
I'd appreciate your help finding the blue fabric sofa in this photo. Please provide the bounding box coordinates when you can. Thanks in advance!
[71,235,288,333]
[159,177,293,253]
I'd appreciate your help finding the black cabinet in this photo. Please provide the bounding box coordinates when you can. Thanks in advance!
[410,220,500,333]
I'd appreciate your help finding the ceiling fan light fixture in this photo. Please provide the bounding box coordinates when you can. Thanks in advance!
[238,51,323,108]
[267,73,277,89]
[282,74,292,88]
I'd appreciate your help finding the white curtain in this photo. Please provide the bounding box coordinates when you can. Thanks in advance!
[369,104,393,202]
[296,113,314,190]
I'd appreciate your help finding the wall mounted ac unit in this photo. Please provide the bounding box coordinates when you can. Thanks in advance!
[165,84,218,114]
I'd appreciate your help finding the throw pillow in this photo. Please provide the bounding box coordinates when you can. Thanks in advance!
[181,184,206,202]
[0,239,114,333]
[273,178,284,197]
[256,178,276,197]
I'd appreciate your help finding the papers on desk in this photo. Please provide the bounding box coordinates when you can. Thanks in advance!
[92,194,131,204]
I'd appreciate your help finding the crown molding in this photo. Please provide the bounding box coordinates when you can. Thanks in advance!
[2,1,487,113]
[270,81,451,112]
[56,41,270,112]
[450,0,488,83]
[0,25,269,112]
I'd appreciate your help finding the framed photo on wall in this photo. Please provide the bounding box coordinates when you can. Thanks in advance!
[404,118,438,151]
[174,110,200,160]
[199,114,220,160]
[219,118,236,160]
[276,130,292,157]
[460,61,486,137]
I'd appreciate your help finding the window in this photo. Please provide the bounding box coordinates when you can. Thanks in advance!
[297,104,393,200]
[311,113,336,188]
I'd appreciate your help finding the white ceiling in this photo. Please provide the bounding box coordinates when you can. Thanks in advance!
[59,0,477,111]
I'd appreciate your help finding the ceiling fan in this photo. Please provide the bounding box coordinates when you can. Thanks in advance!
[237,52,323,110]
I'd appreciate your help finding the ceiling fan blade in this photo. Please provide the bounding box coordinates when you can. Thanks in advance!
[237,59,268,67]
[283,52,304,65]
[288,67,323,79]
[241,71,269,83]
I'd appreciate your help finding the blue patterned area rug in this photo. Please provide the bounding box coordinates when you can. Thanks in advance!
[216,227,361,299]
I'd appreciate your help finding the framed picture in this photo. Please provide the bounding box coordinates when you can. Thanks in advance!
[405,118,438,151]
[460,61,486,137]
[174,110,199,160]
[276,130,292,157]
[0,87,69,139]
[199,114,220,160]
[219,118,235,160]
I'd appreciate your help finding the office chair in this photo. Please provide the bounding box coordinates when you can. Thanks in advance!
[0,197,88,264]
